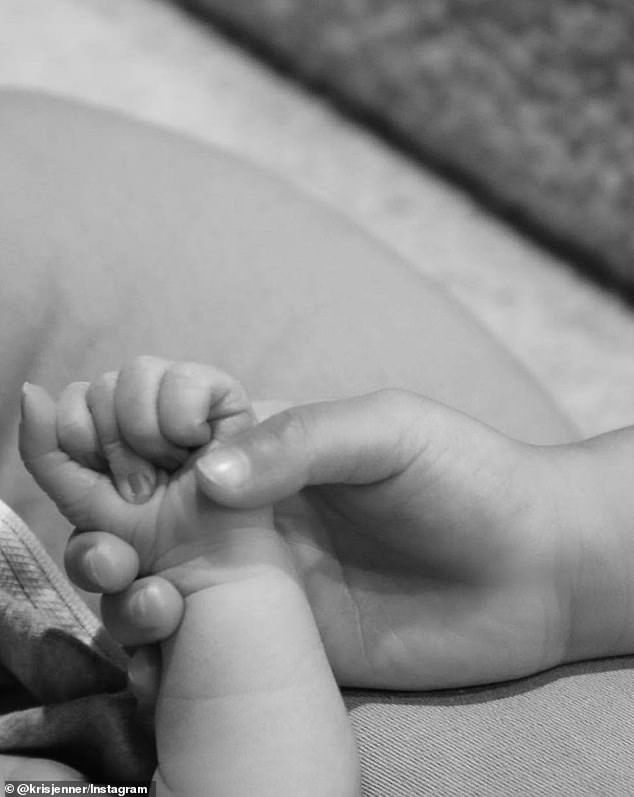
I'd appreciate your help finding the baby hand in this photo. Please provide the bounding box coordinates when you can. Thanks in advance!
[19,356,281,597]
[21,358,360,795]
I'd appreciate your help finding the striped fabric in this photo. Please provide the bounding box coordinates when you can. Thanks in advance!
[0,499,154,781]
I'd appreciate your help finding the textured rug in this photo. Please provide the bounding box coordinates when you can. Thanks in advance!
[181,0,634,298]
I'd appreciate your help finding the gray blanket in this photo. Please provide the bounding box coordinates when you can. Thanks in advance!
[0,499,154,781]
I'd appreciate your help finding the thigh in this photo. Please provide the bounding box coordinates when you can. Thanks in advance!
[0,90,574,566]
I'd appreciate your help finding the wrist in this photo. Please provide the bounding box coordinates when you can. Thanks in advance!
[159,568,322,697]
[558,428,634,663]
[153,524,293,598]
[156,570,360,796]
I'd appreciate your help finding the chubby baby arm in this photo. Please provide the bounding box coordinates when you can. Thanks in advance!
[19,357,359,797]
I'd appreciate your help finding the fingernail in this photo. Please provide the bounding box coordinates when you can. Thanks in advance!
[127,648,152,692]
[127,653,148,692]
[130,586,151,623]
[126,471,155,504]
[198,447,250,489]
[83,548,110,586]
[128,647,160,704]
[20,382,34,409]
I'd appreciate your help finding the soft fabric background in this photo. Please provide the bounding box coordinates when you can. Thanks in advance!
[1,0,634,438]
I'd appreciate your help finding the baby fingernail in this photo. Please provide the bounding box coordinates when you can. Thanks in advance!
[83,548,110,586]
[130,587,150,622]
[198,447,250,489]
[126,471,155,503]
[128,647,160,704]
[20,382,39,411]
[127,652,149,691]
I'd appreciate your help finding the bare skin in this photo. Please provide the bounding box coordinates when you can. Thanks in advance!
[0,89,574,576]
[64,372,634,694]
[20,359,359,797]
[0,89,576,777]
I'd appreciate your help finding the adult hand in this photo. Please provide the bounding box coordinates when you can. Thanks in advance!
[71,390,584,691]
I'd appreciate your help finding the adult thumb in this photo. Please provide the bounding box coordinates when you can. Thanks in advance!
[195,389,480,508]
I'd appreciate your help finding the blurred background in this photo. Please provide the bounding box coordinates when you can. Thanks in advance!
[2,0,634,436]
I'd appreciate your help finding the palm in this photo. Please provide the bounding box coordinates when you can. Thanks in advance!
[275,460,568,690]
[69,455,274,595]
[149,463,275,593]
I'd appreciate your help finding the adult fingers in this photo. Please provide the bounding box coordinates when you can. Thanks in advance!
[65,531,140,593]
[195,389,439,508]
[101,576,184,646]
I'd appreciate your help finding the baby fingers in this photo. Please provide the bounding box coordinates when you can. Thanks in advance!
[86,372,158,503]
[19,383,128,530]
[112,356,193,468]
[65,530,140,593]
[101,575,184,646]
[56,381,105,471]
[115,356,254,460]
[157,359,255,445]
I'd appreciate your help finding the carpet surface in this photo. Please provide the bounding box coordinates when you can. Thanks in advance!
[183,0,634,297]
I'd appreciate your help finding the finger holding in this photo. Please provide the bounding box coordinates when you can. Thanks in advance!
[56,381,106,471]
[65,530,140,593]
[114,356,188,469]
[195,390,450,507]
[158,361,254,448]
[101,576,185,646]
[252,400,293,423]
[86,371,157,504]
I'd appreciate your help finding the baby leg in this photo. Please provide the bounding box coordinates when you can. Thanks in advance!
[0,89,575,573]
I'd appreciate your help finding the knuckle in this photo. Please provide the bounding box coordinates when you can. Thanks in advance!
[166,360,202,382]
[55,482,99,530]
[262,407,314,465]
[86,371,117,407]
[267,407,310,445]
[124,424,184,467]
[56,416,85,450]
[99,435,126,461]
[370,388,426,464]
[373,387,421,415]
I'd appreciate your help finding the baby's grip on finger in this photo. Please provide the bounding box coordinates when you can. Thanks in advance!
[158,360,255,446]
[114,356,191,468]
[195,390,433,507]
